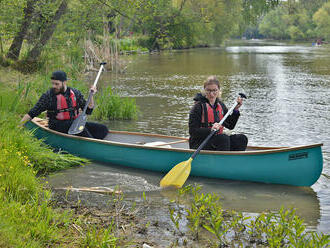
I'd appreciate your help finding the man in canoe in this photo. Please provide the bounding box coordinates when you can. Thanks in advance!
[20,70,108,139]
[189,76,248,151]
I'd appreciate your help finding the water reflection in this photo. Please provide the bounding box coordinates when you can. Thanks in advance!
[51,40,330,233]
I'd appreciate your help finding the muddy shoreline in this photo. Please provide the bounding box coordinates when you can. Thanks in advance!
[50,182,329,248]
[51,188,205,247]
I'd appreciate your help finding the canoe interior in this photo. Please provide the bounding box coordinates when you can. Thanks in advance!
[104,132,190,149]
[105,132,284,151]
[31,118,320,153]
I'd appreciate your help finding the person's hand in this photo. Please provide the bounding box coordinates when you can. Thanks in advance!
[235,96,243,110]
[211,122,222,131]
[90,85,97,94]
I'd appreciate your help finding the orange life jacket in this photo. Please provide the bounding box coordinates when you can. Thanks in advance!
[55,89,78,120]
[201,102,224,134]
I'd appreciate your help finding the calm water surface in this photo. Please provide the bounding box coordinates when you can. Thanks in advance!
[49,40,330,233]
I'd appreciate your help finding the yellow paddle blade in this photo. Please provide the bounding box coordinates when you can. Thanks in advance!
[160,158,193,188]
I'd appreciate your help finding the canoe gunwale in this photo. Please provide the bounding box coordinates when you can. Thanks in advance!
[30,118,323,156]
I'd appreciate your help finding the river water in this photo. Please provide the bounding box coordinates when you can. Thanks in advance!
[49,40,330,234]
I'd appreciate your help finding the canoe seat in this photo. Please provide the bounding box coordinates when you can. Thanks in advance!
[34,117,49,127]
[143,141,172,148]
[143,139,188,148]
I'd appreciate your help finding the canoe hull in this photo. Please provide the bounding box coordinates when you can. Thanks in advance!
[25,120,323,186]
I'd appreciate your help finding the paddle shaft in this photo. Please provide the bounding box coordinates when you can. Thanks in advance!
[191,98,241,159]
[68,62,106,135]
[81,63,106,114]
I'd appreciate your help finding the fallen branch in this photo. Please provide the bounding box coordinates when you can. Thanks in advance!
[57,186,122,195]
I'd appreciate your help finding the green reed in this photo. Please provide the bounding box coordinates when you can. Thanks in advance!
[93,86,138,120]
[169,184,330,247]
[110,37,149,54]
[82,221,119,248]
[0,190,73,247]
[0,112,88,174]
[248,207,330,248]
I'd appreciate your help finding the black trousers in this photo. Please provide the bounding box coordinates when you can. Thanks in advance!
[49,119,109,140]
[76,122,109,139]
[204,133,248,151]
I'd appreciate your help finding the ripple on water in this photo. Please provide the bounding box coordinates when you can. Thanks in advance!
[48,163,160,193]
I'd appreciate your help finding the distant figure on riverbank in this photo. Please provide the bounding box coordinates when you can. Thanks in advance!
[313,39,328,46]
[316,39,322,46]
[188,76,248,151]
[20,70,108,139]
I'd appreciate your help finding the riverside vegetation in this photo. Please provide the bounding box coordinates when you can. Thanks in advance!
[1,67,329,247]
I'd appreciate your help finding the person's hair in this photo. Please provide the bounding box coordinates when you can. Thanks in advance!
[203,76,220,89]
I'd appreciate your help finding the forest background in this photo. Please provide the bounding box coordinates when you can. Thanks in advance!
[0,0,329,74]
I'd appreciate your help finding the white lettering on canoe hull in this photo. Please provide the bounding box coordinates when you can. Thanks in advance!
[288,152,308,161]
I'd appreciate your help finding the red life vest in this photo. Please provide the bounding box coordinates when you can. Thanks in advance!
[201,102,224,134]
[56,89,78,120]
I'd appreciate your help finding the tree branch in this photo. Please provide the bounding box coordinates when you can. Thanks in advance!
[96,0,134,21]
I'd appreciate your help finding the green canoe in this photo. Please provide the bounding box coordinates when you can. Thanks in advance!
[25,118,323,187]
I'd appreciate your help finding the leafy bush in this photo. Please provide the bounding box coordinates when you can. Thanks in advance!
[288,25,305,41]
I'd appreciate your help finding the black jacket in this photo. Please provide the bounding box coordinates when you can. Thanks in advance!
[189,93,240,149]
[28,87,93,131]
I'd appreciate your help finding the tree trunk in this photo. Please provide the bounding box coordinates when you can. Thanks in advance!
[288,0,296,14]
[125,13,136,36]
[6,0,37,60]
[116,16,124,39]
[0,35,4,55]
[25,0,68,61]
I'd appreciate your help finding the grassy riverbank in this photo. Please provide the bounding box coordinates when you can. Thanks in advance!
[0,111,85,246]
[0,67,87,246]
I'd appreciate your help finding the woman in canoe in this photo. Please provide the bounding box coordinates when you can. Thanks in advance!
[189,76,248,151]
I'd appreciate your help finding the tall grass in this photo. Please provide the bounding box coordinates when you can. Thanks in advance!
[82,222,119,247]
[0,75,49,116]
[0,111,89,247]
[0,111,88,184]
[93,86,138,120]
[39,41,86,78]
[0,193,73,247]
[0,70,91,246]
[111,37,148,53]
